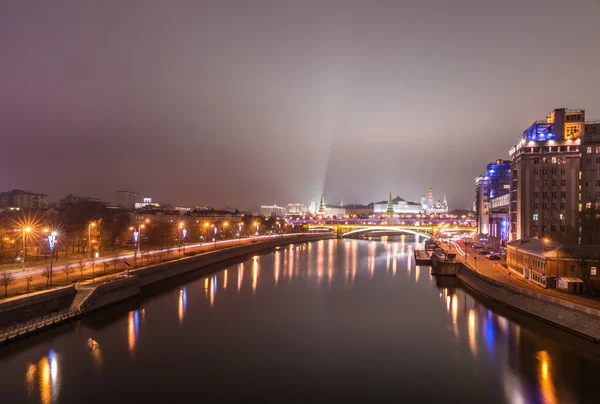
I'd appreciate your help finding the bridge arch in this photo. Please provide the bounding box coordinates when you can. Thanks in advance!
[341,226,431,239]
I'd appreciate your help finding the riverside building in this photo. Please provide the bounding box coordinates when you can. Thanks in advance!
[509,108,584,241]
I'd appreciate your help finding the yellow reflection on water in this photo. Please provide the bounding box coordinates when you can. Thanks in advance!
[30,350,60,404]
[26,363,36,398]
[127,310,139,354]
[178,287,187,323]
[386,250,391,272]
[210,276,215,306]
[88,338,102,369]
[327,240,334,288]
[468,309,478,355]
[392,243,398,276]
[537,350,557,404]
[252,256,259,294]
[344,242,350,285]
[238,263,244,293]
[317,240,324,283]
[224,270,228,290]
[351,241,357,284]
[289,247,295,280]
[451,294,459,338]
[274,252,280,286]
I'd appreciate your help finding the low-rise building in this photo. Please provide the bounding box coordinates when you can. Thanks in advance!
[261,205,286,217]
[116,190,142,210]
[506,238,600,291]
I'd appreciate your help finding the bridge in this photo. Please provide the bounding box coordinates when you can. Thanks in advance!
[298,220,476,239]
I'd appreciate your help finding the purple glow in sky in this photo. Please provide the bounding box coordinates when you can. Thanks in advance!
[1,0,600,210]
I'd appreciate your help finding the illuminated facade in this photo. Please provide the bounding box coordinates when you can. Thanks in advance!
[260,205,286,217]
[509,108,584,241]
[419,187,448,213]
[373,194,422,214]
[475,159,510,244]
[582,123,600,210]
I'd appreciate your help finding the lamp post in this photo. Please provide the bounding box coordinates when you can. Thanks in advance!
[21,226,32,271]
[238,223,243,245]
[254,221,259,240]
[223,221,229,242]
[88,222,96,259]
[47,231,57,286]
[213,225,217,249]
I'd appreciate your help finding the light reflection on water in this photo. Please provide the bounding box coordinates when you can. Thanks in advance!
[6,237,600,403]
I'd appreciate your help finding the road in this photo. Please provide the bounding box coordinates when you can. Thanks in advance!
[448,240,600,312]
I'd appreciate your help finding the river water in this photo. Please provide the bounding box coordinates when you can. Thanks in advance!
[1,237,600,403]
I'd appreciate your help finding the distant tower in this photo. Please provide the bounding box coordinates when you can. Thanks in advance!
[317,194,327,215]
[427,187,434,208]
[386,191,395,216]
[443,195,448,210]
[340,197,344,207]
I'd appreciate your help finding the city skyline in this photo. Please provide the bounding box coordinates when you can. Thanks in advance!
[2,1,600,210]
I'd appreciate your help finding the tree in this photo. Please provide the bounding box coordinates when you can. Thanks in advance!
[102,262,109,275]
[90,257,96,283]
[1,271,13,297]
[42,266,51,288]
[26,276,33,294]
[62,264,74,283]
[78,260,85,280]
[112,256,120,273]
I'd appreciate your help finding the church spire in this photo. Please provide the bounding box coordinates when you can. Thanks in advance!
[317,193,327,215]
[386,191,395,216]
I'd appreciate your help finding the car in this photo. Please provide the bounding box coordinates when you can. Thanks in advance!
[479,249,491,255]
[488,254,501,260]
[472,243,483,249]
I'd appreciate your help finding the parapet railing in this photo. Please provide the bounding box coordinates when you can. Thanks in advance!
[0,308,80,342]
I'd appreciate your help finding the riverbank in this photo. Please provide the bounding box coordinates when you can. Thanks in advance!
[0,233,334,345]
[457,262,600,342]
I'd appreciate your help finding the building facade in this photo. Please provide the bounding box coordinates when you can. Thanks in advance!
[116,190,142,210]
[0,189,48,208]
[509,108,584,241]
[373,194,422,215]
[476,159,510,243]
[582,122,600,211]
[488,193,510,248]
[260,205,286,217]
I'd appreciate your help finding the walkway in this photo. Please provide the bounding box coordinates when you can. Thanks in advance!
[446,240,600,312]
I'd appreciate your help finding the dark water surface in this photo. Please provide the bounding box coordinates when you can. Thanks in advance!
[2,237,600,403]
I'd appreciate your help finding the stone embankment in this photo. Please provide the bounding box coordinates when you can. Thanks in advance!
[457,263,600,342]
[0,234,334,345]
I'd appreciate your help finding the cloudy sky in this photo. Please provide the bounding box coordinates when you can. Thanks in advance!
[2,0,600,210]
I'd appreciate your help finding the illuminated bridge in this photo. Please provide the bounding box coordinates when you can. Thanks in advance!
[288,218,476,239]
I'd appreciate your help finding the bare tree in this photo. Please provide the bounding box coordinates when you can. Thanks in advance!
[102,262,109,275]
[26,276,33,294]
[62,264,74,283]
[42,266,51,288]
[90,257,96,283]
[1,271,13,297]
[78,260,85,280]
[112,256,120,273]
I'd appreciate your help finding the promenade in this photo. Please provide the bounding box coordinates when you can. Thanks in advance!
[0,234,305,299]
[446,240,600,313]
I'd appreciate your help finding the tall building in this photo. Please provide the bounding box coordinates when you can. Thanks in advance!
[582,122,600,210]
[317,194,327,215]
[420,187,448,213]
[285,203,308,216]
[385,191,395,216]
[116,190,142,210]
[0,189,48,208]
[475,159,510,242]
[509,108,584,241]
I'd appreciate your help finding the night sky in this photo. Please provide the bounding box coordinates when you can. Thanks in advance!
[2,0,600,210]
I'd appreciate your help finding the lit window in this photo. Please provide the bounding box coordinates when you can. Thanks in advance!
[533,214,539,221]
[587,146,593,154]
[560,214,565,220]
[592,267,597,276]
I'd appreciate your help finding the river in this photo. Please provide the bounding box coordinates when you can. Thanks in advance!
[1,237,600,403]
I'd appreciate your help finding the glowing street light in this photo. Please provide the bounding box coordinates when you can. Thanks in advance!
[22,226,32,271]
[238,222,243,245]
[47,231,57,286]
[213,225,217,248]
[88,222,96,259]
[253,221,259,239]
[179,222,187,254]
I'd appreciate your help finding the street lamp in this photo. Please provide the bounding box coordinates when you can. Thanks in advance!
[238,223,243,245]
[179,222,187,254]
[213,225,217,248]
[223,221,229,241]
[21,226,32,271]
[254,221,259,239]
[88,222,96,259]
[47,231,57,286]
[544,238,559,279]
